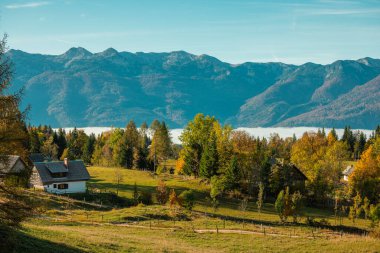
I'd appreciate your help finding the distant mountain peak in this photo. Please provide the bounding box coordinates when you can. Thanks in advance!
[61,47,92,58]
[357,57,380,68]
[98,47,119,57]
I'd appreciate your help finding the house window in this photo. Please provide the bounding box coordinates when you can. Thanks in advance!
[58,184,68,189]
[53,184,57,188]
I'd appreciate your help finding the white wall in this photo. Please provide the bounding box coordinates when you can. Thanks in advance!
[44,181,87,194]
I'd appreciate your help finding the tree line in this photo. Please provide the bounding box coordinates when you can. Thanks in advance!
[27,119,175,171]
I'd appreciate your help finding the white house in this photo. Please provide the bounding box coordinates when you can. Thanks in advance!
[342,165,354,181]
[30,158,90,194]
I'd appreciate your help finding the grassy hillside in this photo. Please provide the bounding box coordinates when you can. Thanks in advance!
[15,167,380,253]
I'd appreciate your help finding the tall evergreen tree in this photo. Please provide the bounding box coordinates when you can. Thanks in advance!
[82,133,96,164]
[354,132,366,160]
[134,122,150,169]
[341,126,355,153]
[29,129,40,153]
[224,156,240,190]
[199,130,218,178]
[56,128,67,159]
[149,121,172,166]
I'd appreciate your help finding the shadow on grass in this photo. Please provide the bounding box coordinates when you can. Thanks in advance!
[3,227,85,253]
[196,210,369,236]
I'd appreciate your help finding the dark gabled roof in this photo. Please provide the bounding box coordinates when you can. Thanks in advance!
[0,155,26,174]
[30,153,49,163]
[33,160,90,184]
[270,157,308,181]
[289,163,308,181]
[46,162,68,173]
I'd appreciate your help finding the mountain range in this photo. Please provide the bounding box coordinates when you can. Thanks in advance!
[6,48,380,129]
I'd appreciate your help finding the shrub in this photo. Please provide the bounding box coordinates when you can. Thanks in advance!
[156,180,168,205]
[291,191,303,223]
[179,190,195,210]
[369,204,380,226]
[156,165,167,174]
[305,216,315,226]
[139,191,153,205]
[275,190,286,222]
[275,187,292,222]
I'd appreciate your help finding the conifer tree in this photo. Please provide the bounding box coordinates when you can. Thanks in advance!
[199,130,218,178]
[224,156,239,190]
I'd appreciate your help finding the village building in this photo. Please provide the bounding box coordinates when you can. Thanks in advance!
[270,158,308,192]
[342,165,354,181]
[30,158,90,194]
[0,155,29,185]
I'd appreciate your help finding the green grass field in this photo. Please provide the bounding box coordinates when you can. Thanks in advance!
[14,166,380,253]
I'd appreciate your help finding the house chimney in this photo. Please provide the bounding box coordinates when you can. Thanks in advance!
[64,158,68,168]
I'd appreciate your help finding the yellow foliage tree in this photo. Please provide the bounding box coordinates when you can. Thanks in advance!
[350,138,380,202]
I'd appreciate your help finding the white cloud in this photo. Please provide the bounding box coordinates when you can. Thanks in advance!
[5,1,50,9]
[310,8,380,15]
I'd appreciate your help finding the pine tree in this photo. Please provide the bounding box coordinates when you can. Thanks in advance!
[199,131,218,178]
[56,128,67,159]
[341,126,355,153]
[354,132,366,160]
[120,120,139,168]
[375,125,380,138]
[149,121,172,167]
[29,129,41,153]
[224,156,239,190]
[82,133,96,164]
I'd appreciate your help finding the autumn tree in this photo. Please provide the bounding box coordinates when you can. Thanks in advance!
[349,137,380,202]
[327,128,338,145]
[41,136,58,160]
[0,34,34,249]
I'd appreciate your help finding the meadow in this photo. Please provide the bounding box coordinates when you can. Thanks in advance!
[15,166,380,253]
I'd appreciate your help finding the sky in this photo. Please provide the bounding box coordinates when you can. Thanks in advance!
[0,0,380,65]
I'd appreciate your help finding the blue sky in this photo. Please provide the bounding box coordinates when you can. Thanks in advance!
[1,0,380,64]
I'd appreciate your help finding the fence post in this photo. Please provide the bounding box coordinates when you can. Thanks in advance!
[216,224,219,234]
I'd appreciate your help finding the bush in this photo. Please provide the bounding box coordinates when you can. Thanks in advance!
[369,227,380,239]
[305,216,315,226]
[139,191,153,205]
[370,204,380,226]
[179,190,195,210]
[156,165,167,174]
[156,180,169,205]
